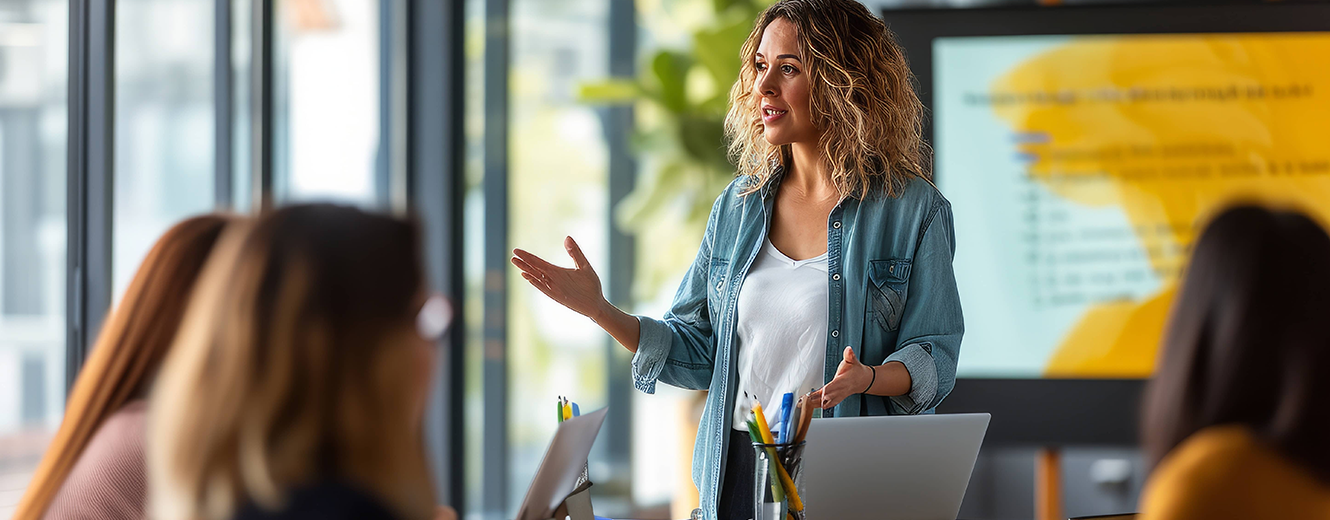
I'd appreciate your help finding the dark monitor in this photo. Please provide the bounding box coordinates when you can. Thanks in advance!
[885,3,1330,444]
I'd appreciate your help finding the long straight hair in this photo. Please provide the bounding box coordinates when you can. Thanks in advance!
[1143,205,1330,482]
[149,204,435,520]
[13,215,233,520]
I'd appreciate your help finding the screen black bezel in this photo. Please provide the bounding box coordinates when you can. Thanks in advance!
[883,2,1330,446]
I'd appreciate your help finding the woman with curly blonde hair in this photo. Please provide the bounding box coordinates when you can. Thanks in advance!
[511,1,962,517]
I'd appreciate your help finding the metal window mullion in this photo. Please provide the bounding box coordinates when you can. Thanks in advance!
[66,0,115,387]
[380,0,410,212]
[406,0,468,509]
[602,0,637,493]
[376,0,391,209]
[482,0,510,516]
[215,0,233,209]
[250,0,274,210]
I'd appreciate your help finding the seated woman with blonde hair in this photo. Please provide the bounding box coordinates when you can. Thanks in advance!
[148,204,455,520]
[14,214,233,520]
[1139,205,1330,520]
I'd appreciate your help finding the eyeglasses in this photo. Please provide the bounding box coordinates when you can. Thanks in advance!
[416,293,452,341]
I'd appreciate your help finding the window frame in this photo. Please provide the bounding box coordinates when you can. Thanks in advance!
[62,0,468,506]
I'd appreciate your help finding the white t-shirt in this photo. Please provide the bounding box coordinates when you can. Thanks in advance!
[733,238,829,432]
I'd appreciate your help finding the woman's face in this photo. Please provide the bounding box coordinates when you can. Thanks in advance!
[753,17,817,147]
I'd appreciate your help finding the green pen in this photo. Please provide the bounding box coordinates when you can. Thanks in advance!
[557,397,564,423]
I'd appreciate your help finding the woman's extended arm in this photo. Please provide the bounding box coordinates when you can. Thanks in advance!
[511,236,640,352]
[512,188,732,393]
[591,300,641,354]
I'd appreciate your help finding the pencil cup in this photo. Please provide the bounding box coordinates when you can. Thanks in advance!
[752,440,806,520]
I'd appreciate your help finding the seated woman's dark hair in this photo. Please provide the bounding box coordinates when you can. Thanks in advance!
[1143,204,1330,482]
[150,204,436,520]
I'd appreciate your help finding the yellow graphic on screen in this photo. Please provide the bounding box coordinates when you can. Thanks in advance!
[988,34,1330,377]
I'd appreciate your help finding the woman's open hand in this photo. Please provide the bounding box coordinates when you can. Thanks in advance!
[511,236,608,321]
[808,346,874,410]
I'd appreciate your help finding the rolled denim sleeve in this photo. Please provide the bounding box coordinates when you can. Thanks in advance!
[634,312,719,394]
[888,202,963,414]
[885,342,939,414]
[630,193,728,394]
[631,316,675,393]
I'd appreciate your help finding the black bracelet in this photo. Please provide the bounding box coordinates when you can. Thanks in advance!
[862,364,876,394]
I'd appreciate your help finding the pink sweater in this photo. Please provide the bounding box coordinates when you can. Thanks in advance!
[43,400,148,520]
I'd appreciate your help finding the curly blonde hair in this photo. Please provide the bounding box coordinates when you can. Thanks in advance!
[725,0,930,199]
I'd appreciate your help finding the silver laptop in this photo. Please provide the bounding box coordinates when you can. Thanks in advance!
[802,413,990,520]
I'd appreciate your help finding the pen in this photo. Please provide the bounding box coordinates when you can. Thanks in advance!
[778,392,794,444]
[795,390,815,444]
[557,397,564,423]
[787,399,802,445]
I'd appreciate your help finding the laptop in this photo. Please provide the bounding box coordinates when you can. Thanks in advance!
[802,413,990,520]
[514,407,608,520]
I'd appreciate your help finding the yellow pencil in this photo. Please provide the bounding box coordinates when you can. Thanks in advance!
[752,399,804,511]
[752,401,775,444]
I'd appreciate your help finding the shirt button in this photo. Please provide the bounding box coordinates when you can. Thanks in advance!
[831,330,840,338]
[832,273,841,281]
[833,221,842,229]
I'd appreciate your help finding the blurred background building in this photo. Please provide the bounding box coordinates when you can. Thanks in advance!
[3,0,1321,519]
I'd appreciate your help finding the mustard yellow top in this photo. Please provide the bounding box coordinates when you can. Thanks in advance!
[1139,425,1330,520]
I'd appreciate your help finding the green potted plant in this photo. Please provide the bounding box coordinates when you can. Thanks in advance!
[580,0,773,301]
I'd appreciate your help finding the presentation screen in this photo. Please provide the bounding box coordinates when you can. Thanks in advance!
[934,32,1330,378]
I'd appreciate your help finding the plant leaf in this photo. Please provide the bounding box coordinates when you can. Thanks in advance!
[693,14,756,92]
[651,51,693,113]
[576,79,641,104]
[679,115,728,168]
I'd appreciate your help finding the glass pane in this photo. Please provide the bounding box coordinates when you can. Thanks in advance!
[506,0,613,516]
[461,1,486,518]
[274,0,380,206]
[0,1,67,516]
[114,0,216,297]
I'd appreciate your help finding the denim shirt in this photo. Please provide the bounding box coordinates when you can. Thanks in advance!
[630,173,964,519]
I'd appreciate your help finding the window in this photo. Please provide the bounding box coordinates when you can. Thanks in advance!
[113,0,216,297]
[0,1,67,515]
[506,0,613,514]
[464,1,694,518]
[274,0,381,206]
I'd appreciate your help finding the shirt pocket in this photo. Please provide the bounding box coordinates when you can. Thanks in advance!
[867,258,911,332]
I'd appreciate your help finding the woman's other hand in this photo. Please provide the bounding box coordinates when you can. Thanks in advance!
[511,236,609,321]
[809,347,874,409]
[433,505,458,520]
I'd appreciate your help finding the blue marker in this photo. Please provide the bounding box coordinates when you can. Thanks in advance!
[571,402,580,417]
[778,392,794,444]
